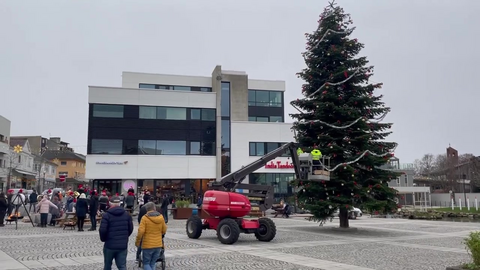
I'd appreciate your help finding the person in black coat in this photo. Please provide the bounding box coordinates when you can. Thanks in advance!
[29,190,38,212]
[137,197,155,224]
[88,191,99,231]
[6,191,13,216]
[75,193,89,231]
[0,192,8,227]
[161,194,170,223]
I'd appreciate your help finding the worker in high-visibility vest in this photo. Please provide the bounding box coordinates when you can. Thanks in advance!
[311,148,323,171]
[297,148,304,156]
[311,149,322,160]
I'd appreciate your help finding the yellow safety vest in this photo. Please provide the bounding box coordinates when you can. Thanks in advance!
[311,149,322,160]
[297,148,304,155]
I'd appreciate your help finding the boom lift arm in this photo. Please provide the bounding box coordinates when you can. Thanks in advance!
[208,142,330,212]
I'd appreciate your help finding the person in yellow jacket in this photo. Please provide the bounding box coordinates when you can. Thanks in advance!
[297,148,304,156]
[135,202,168,269]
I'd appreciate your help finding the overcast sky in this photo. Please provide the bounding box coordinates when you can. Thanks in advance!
[1,0,479,163]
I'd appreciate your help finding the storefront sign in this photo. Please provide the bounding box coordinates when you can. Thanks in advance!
[264,161,294,169]
[96,161,128,165]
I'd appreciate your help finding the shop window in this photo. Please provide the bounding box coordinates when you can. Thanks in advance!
[138,140,156,155]
[92,104,124,118]
[91,139,123,154]
[156,140,186,155]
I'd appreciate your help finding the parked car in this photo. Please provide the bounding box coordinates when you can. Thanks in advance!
[332,207,363,219]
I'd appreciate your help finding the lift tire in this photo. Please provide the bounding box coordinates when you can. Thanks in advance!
[186,215,203,239]
[217,218,240,245]
[255,217,276,242]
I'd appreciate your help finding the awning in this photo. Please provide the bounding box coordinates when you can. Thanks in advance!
[14,169,36,178]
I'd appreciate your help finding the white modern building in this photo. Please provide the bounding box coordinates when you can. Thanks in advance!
[86,66,295,201]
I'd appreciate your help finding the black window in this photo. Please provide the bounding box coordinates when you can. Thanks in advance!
[190,141,201,155]
[138,140,156,155]
[157,107,187,120]
[249,142,289,157]
[60,161,67,166]
[93,105,124,118]
[202,109,215,121]
[156,140,186,155]
[91,139,123,154]
[190,109,201,120]
[248,90,283,107]
[201,142,215,155]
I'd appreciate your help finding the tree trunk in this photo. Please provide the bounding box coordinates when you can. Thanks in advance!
[339,208,349,228]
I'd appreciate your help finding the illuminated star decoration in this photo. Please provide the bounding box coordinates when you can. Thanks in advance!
[13,145,23,153]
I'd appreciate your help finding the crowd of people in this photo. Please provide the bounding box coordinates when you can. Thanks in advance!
[1,185,169,270]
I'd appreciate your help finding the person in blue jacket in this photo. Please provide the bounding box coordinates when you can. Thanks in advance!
[99,196,133,270]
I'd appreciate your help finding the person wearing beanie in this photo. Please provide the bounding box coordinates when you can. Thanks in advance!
[98,191,109,212]
[75,193,88,231]
[99,196,133,270]
[77,184,85,195]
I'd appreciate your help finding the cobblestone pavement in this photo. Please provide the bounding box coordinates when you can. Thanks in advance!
[0,214,479,270]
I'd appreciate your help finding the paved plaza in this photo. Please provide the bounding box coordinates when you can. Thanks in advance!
[0,214,477,270]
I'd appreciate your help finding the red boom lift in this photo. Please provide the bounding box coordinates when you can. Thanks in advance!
[186,142,331,244]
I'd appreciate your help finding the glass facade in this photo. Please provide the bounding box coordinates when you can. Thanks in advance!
[249,173,295,201]
[139,84,212,92]
[91,139,123,154]
[92,105,124,118]
[138,106,214,121]
[248,116,283,122]
[221,82,231,176]
[248,90,282,107]
[249,142,290,157]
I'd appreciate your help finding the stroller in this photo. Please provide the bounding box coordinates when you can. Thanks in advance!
[137,234,166,270]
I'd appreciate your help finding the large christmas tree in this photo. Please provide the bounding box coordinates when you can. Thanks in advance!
[290,1,400,228]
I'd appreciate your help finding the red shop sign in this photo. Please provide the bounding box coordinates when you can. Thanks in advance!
[265,161,294,169]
